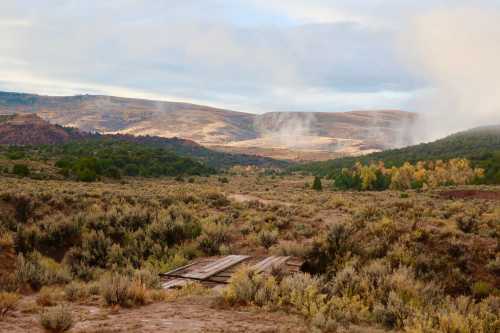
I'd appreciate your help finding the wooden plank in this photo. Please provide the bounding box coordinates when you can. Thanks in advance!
[252,256,290,273]
[162,278,190,289]
[159,261,200,277]
[183,255,250,280]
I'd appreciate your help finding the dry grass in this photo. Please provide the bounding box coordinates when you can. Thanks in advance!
[0,174,498,332]
[39,305,74,332]
[0,291,20,318]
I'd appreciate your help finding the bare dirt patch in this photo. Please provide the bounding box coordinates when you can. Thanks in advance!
[228,193,293,207]
[0,296,310,333]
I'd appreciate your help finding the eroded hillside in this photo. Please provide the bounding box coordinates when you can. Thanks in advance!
[0,91,416,160]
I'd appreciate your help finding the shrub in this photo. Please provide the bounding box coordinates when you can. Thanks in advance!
[0,291,20,318]
[486,256,500,275]
[312,176,322,191]
[39,305,74,332]
[12,164,30,177]
[39,257,72,285]
[197,220,230,255]
[270,241,310,257]
[257,229,278,249]
[126,279,148,306]
[133,268,161,289]
[303,223,355,275]
[37,286,63,307]
[455,214,478,233]
[99,273,131,307]
[12,194,34,223]
[223,266,269,305]
[99,273,149,307]
[218,177,229,184]
[280,273,326,318]
[64,282,87,302]
[472,281,493,300]
[15,253,43,291]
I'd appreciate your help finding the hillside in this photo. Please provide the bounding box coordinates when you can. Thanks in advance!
[297,125,500,182]
[0,114,87,145]
[0,114,287,170]
[0,91,416,160]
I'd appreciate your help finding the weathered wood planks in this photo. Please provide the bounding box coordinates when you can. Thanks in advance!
[160,255,302,289]
[252,256,290,273]
[183,255,250,279]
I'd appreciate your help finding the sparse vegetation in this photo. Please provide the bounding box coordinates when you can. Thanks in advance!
[0,172,498,332]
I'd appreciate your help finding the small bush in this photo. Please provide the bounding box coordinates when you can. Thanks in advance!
[12,194,34,223]
[37,286,63,307]
[312,176,322,191]
[99,273,131,307]
[257,229,278,249]
[0,291,20,318]
[223,266,269,305]
[455,213,478,233]
[99,273,149,307]
[15,253,43,291]
[12,164,30,177]
[133,268,161,289]
[64,282,89,302]
[218,177,229,184]
[126,280,148,306]
[486,256,500,275]
[39,305,74,332]
[197,220,230,255]
[472,281,493,299]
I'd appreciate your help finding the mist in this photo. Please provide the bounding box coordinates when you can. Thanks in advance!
[404,7,500,142]
[253,112,319,149]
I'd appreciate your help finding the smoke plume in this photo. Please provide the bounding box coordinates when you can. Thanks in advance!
[403,7,500,142]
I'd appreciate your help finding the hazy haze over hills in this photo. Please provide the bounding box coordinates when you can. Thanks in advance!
[0,91,416,160]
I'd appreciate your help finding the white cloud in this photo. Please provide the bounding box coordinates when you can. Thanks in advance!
[2,0,497,117]
[247,0,370,25]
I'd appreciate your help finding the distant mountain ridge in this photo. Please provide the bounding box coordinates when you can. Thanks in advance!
[0,91,416,160]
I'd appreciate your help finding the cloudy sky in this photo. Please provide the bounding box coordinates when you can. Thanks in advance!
[0,1,499,119]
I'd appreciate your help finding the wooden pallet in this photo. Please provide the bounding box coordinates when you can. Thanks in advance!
[161,255,250,289]
[161,255,302,289]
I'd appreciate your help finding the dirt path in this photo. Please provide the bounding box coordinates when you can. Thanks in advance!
[228,193,293,207]
[1,296,310,333]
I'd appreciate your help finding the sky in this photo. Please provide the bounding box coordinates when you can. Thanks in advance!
[0,0,499,124]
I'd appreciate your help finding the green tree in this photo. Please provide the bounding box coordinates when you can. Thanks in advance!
[312,176,323,191]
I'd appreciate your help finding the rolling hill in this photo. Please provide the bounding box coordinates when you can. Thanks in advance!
[0,91,416,160]
[0,114,288,170]
[296,125,500,183]
[0,113,88,145]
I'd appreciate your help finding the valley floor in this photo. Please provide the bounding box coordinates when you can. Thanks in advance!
[0,174,498,332]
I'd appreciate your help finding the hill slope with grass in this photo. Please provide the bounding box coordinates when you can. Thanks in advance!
[0,91,415,160]
[0,114,87,145]
[0,114,288,171]
[296,125,500,183]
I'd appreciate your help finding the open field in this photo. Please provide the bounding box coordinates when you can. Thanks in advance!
[0,174,499,332]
